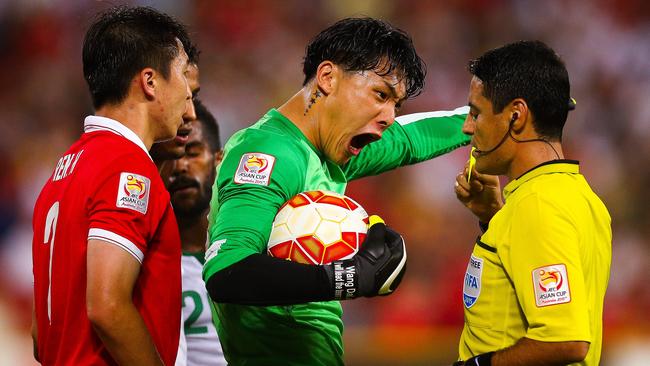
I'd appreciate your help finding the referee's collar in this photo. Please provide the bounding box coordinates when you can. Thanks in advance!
[503,160,580,199]
[83,115,152,161]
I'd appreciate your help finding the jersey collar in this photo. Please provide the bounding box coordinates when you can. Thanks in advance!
[83,115,152,161]
[182,251,206,264]
[503,160,580,200]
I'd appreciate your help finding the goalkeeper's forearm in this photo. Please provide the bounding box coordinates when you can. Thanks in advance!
[205,254,333,306]
[206,223,407,306]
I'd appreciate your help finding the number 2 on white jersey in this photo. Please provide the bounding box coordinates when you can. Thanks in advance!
[43,201,59,323]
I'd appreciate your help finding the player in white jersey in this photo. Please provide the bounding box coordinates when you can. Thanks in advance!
[161,99,226,365]
[181,253,224,365]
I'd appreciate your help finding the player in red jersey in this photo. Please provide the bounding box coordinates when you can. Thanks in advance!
[31,6,194,365]
[151,55,201,168]
[148,35,200,366]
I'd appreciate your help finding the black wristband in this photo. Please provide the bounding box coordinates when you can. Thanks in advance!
[464,352,494,366]
[329,260,359,300]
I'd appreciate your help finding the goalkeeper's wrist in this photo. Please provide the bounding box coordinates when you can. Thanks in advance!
[324,259,360,300]
[463,352,494,366]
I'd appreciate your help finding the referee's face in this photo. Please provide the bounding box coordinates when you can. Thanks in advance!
[463,77,514,175]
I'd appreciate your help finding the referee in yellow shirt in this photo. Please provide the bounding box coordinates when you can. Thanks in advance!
[453,41,612,366]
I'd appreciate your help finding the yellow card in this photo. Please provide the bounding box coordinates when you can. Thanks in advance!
[368,215,385,227]
[467,147,476,182]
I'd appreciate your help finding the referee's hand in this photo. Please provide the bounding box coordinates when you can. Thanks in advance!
[454,160,503,224]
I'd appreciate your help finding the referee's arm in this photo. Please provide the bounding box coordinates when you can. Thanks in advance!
[456,338,588,365]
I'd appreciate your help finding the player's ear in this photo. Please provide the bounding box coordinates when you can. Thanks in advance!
[213,149,224,167]
[315,61,336,96]
[139,68,156,100]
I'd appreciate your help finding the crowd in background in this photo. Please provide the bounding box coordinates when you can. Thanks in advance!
[0,0,648,364]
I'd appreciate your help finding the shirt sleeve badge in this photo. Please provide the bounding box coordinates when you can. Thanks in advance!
[532,263,571,307]
[463,254,483,308]
[233,152,276,186]
[116,172,151,214]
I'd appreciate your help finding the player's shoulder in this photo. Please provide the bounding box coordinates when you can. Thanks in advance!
[220,139,308,189]
[218,129,311,192]
[509,186,580,227]
[83,131,156,172]
[78,132,162,204]
[227,122,307,156]
[223,119,310,170]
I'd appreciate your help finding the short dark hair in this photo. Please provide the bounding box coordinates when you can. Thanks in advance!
[303,17,426,99]
[468,40,571,140]
[183,36,200,66]
[82,6,194,109]
[194,99,221,152]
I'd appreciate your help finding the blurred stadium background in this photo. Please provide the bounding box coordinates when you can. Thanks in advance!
[0,0,648,365]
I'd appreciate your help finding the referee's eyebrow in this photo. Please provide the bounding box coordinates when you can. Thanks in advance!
[468,102,480,113]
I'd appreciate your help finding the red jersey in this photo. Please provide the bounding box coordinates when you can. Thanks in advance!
[32,116,181,365]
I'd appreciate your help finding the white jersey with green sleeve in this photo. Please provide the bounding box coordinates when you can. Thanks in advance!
[181,254,226,366]
[204,107,469,365]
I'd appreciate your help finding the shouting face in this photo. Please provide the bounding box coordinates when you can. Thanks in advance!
[320,67,406,165]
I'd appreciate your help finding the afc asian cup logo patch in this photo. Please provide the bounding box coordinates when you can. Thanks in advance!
[124,175,147,199]
[463,254,483,308]
[116,172,151,214]
[532,264,571,307]
[244,155,269,173]
[234,153,276,186]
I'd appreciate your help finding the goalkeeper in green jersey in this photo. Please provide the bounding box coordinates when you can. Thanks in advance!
[204,17,470,365]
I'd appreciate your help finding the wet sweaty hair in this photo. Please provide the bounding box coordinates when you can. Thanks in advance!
[194,99,221,153]
[302,17,426,99]
[82,6,195,109]
[468,40,571,140]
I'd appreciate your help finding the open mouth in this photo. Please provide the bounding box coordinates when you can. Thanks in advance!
[174,125,192,144]
[348,133,380,156]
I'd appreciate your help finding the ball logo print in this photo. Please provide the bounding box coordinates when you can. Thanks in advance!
[124,174,147,199]
[244,155,269,173]
[267,190,369,265]
[538,269,563,292]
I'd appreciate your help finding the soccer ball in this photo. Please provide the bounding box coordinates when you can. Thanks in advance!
[267,190,369,265]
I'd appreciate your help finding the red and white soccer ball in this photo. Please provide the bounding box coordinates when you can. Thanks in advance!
[267,190,369,265]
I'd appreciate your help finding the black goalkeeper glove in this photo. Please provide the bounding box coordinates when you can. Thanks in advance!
[324,216,407,300]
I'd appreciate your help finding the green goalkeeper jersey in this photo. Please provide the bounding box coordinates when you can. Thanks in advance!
[204,108,469,365]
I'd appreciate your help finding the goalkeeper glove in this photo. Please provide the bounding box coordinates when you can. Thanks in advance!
[324,216,407,300]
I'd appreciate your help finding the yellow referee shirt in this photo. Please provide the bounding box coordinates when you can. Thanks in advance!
[459,161,612,366]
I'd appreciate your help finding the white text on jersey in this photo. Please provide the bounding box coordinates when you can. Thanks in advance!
[52,150,84,182]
